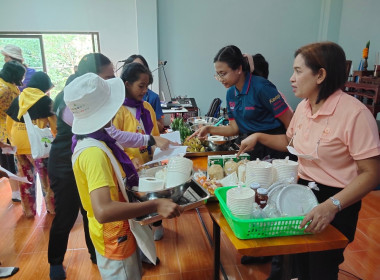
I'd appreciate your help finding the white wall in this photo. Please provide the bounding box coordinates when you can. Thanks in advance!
[136,0,160,93]
[339,0,380,75]
[338,0,380,119]
[0,0,139,69]
[156,0,340,115]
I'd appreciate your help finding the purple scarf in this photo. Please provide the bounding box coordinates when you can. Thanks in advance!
[123,98,154,135]
[71,130,139,189]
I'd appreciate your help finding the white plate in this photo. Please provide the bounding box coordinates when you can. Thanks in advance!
[267,181,287,192]
[276,184,318,216]
[268,185,286,205]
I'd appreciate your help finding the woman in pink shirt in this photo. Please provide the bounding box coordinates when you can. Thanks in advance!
[238,42,380,279]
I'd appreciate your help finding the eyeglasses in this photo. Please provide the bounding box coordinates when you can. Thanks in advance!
[214,71,230,81]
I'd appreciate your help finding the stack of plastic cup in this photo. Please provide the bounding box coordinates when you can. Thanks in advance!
[166,156,193,188]
[272,157,298,183]
[245,159,273,188]
[226,186,255,219]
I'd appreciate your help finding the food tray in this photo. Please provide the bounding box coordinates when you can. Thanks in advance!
[192,176,219,201]
[214,186,310,239]
[133,179,210,225]
[185,150,238,158]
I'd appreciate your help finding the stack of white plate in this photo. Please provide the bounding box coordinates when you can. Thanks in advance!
[226,187,255,219]
[166,156,193,188]
[245,160,273,188]
[276,184,318,216]
[272,158,298,183]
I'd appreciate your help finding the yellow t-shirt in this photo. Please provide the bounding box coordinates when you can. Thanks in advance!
[73,146,136,260]
[113,102,159,163]
[0,78,19,142]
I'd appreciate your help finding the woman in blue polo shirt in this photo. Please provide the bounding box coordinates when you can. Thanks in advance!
[193,45,293,160]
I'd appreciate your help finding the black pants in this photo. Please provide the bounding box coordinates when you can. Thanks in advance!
[0,146,17,174]
[289,178,362,280]
[269,179,361,280]
[47,166,95,265]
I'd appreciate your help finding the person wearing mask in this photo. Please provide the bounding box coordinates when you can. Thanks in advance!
[66,73,182,280]
[0,61,26,203]
[1,44,36,92]
[6,71,56,218]
[124,55,165,133]
[191,45,293,160]
[238,42,380,279]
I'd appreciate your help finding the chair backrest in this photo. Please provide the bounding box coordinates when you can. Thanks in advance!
[205,98,222,118]
[344,81,380,117]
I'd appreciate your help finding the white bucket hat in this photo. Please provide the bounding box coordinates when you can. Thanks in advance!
[64,73,125,134]
[1,44,24,62]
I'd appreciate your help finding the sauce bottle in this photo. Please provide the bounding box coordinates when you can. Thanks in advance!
[256,188,269,209]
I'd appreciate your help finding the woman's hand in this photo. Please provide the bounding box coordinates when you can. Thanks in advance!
[300,201,338,234]
[237,133,259,157]
[156,198,183,218]
[153,136,179,150]
[188,126,209,141]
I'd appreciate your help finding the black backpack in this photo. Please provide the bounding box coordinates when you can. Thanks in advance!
[205,98,222,118]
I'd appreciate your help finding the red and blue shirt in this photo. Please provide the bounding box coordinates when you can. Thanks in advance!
[226,73,289,134]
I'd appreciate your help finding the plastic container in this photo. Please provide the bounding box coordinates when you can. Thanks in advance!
[214,186,310,239]
[256,188,269,209]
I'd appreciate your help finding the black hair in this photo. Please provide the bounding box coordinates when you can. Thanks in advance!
[252,53,269,79]
[64,53,112,86]
[295,42,347,104]
[76,53,112,77]
[124,54,150,70]
[27,71,53,93]
[213,45,250,73]
[120,62,153,85]
[0,61,26,86]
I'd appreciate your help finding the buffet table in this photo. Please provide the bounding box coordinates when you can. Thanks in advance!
[190,156,349,280]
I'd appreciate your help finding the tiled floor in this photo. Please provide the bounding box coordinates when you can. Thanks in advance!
[0,178,379,279]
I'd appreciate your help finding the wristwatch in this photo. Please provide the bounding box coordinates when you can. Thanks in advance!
[330,197,342,212]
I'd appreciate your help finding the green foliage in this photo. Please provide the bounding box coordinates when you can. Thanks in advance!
[1,34,97,99]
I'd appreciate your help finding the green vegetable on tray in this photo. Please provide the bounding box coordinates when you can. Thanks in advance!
[170,118,192,142]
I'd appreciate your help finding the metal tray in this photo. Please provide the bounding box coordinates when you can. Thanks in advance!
[133,179,210,225]
[192,175,219,202]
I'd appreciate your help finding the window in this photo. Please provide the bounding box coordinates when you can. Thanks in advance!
[0,32,99,98]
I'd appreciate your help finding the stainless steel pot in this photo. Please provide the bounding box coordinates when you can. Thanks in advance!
[207,135,238,151]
